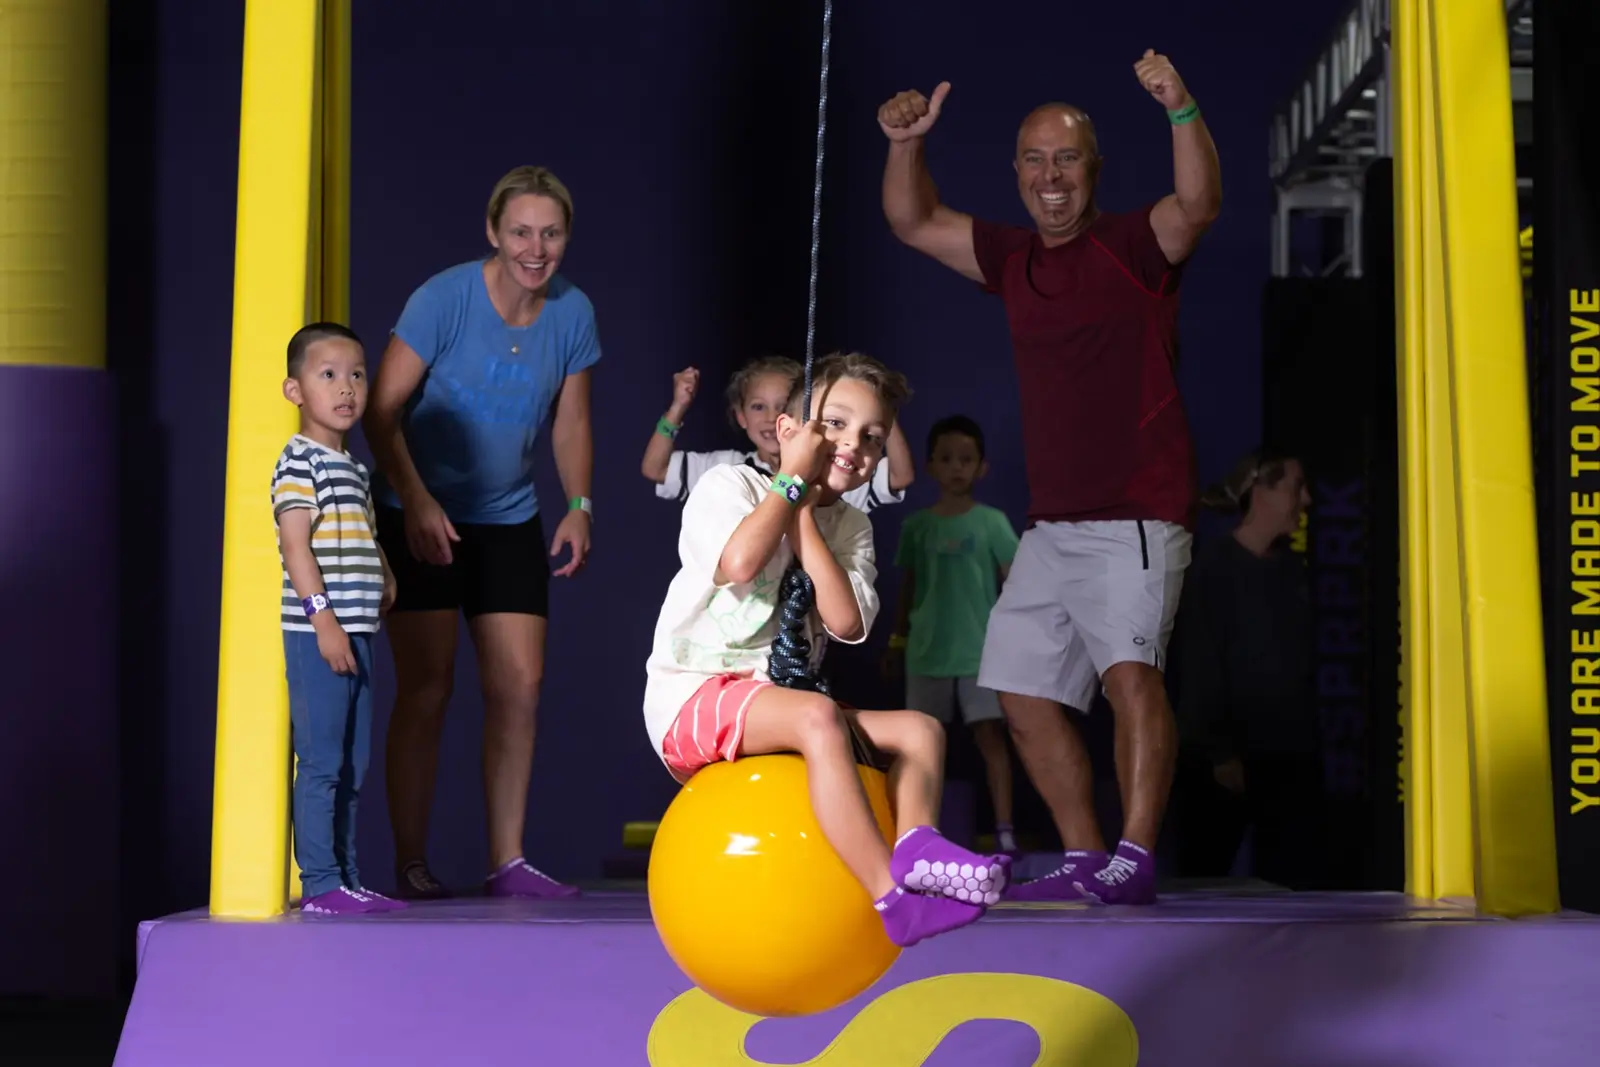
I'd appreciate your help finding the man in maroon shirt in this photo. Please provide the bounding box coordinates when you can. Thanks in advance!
[879,50,1222,904]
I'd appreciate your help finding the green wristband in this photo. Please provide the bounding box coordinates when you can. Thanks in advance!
[1167,101,1200,126]
[770,473,806,505]
[656,416,679,439]
[569,496,592,519]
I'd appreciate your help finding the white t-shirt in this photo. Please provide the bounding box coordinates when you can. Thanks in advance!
[642,464,880,766]
[655,448,903,514]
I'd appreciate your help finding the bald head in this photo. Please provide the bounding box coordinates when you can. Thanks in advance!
[1017,103,1100,161]
[1012,101,1102,244]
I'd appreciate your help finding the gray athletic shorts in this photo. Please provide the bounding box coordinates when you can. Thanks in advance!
[905,674,1004,725]
[977,520,1191,712]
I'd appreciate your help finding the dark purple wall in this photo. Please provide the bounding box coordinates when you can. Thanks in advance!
[109,0,244,984]
[101,0,1348,968]
[0,368,117,996]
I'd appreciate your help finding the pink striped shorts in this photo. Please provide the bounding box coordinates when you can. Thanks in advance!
[662,674,772,783]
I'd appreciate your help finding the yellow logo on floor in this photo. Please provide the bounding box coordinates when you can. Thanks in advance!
[647,972,1138,1066]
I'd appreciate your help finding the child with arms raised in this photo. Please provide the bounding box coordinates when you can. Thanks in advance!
[643,353,1009,947]
[640,355,915,514]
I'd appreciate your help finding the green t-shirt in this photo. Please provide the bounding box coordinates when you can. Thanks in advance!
[894,504,1021,677]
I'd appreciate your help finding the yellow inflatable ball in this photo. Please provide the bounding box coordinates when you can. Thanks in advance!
[647,754,903,1017]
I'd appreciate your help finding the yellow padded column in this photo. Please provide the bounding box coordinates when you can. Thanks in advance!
[0,1,106,368]
[209,0,324,919]
[1429,0,1559,916]
[1394,0,1477,902]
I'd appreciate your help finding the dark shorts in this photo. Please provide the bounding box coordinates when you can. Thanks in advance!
[375,505,549,619]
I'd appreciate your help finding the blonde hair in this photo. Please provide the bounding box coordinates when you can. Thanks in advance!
[1199,448,1296,514]
[724,355,802,428]
[784,351,912,423]
[486,166,574,232]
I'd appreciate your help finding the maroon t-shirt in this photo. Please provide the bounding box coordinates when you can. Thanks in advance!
[972,206,1197,528]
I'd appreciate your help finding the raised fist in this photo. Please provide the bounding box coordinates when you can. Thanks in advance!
[1134,49,1190,110]
[878,82,951,143]
[669,367,699,417]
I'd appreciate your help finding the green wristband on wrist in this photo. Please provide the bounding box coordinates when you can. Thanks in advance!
[569,496,592,519]
[1167,100,1200,126]
[656,417,679,439]
[770,473,806,505]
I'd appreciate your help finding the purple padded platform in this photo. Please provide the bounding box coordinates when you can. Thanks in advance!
[117,889,1599,1066]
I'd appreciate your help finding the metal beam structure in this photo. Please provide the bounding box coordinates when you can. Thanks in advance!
[1268,0,1534,277]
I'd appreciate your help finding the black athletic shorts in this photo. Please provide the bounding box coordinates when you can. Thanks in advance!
[375,505,549,618]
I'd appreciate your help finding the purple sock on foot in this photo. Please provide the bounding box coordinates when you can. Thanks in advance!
[485,858,581,899]
[350,886,408,912]
[875,886,984,947]
[890,826,1010,905]
[1005,849,1109,902]
[301,887,387,915]
[1075,841,1156,905]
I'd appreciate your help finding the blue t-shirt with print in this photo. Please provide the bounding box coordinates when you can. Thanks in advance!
[375,260,601,525]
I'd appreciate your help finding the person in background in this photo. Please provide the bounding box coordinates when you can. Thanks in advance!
[364,165,598,900]
[640,355,915,515]
[884,415,1021,853]
[1168,448,1327,890]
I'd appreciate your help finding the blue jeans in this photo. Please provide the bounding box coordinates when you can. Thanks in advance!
[285,629,373,899]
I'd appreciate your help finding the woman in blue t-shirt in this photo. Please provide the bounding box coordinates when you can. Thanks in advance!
[365,166,599,900]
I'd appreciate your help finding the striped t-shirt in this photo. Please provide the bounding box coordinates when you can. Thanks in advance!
[270,434,384,634]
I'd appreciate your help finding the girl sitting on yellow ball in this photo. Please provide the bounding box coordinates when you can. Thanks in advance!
[643,353,1011,948]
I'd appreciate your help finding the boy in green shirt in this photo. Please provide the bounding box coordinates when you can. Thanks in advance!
[885,416,1021,853]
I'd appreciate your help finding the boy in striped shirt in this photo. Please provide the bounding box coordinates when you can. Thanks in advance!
[271,322,403,915]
